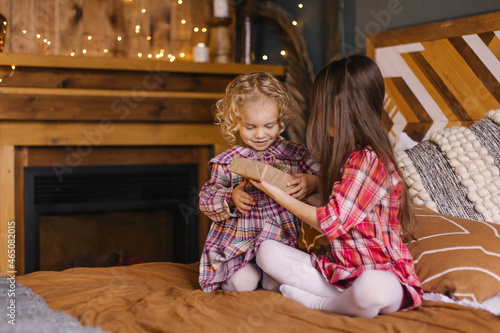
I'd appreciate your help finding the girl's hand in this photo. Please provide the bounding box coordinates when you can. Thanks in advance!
[285,174,319,200]
[231,179,255,214]
[249,178,285,202]
[251,178,322,231]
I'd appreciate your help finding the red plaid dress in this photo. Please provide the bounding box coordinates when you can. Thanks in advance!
[199,138,319,292]
[312,147,423,311]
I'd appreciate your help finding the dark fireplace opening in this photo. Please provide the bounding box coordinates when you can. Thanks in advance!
[24,164,199,274]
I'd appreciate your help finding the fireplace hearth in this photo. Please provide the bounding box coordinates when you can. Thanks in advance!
[24,164,198,273]
[0,53,284,275]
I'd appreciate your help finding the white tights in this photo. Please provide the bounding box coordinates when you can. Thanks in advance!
[256,240,405,318]
[221,262,280,292]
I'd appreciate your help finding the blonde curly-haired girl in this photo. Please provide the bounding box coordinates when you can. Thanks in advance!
[199,72,319,292]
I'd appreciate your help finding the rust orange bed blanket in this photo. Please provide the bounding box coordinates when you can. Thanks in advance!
[17,261,500,333]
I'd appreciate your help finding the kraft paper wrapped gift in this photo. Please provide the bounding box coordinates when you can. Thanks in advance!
[228,155,296,191]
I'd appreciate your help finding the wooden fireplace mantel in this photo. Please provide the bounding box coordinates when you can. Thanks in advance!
[0,53,285,275]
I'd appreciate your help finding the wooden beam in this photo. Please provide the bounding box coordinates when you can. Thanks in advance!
[0,145,15,275]
[366,11,500,50]
[0,86,223,99]
[14,147,28,275]
[0,94,217,122]
[0,121,230,147]
[0,67,237,92]
[0,53,286,76]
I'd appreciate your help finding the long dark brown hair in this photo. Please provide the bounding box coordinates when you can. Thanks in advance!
[306,55,415,239]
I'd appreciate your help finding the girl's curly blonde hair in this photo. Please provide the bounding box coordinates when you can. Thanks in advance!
[214,72,298,145]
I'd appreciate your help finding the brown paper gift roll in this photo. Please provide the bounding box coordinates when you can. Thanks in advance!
[228,155,296,192]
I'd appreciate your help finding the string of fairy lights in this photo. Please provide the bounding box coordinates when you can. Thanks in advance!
[0,1,306,83]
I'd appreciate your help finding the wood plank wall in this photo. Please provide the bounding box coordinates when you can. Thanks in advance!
[0,0,235,61]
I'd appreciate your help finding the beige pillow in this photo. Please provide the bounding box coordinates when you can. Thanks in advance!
[407,205,500,302]
[299,204,500,303]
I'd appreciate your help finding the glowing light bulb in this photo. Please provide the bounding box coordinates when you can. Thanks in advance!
[36,34,41,38]
[298,4,303,8]
[181,19,186,24]
[147,35,152,40]
[88,35,92,40]
[141,8,146,13]
[70,52,76,57]
[0,79,2,83]
[138,52,143,57]
[262,55,268,61]
[135,25,141,33]
[280,50,286,56]
[117,36,123,41]
[178,0,183,4]
[170,56,175,62]
[82,49,87,54]
[180,52,185,58]
[147,53,152,58]
[11,65,15,70]
[292,21,298,26]
[202,27,207,32]
[22,30,27,34]
[47,41,51,45]
[103,49,109,53]
[43,39,48,43]
[193,27,199,32]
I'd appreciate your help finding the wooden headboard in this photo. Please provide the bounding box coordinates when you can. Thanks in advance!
[366,11,500,142]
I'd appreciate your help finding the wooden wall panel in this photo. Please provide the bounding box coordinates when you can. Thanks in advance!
[0,0,11,52]
[0,66,236,92]
[1,0,232,61]
[121,0,150,58]
[0,66,235,91]
[0,93,218,122]
[170,0,190,60]
[81,0,112,57]
[367,12,500,142]
[149,0,173,58]
[34,0,58,55]
[58,0,84,57]
[8,0,35,54]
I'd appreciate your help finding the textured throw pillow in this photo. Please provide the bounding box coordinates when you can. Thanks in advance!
[407,205,500,302]
[395,109,500,223]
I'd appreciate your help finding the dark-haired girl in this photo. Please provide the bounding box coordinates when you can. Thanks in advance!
[252,55,423,318]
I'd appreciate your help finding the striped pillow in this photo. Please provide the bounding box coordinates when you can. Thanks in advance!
[395,109,500,223]
[407,205,500,302]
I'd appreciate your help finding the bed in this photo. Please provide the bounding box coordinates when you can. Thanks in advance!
[8,254,500,333]
[8,11,500,333]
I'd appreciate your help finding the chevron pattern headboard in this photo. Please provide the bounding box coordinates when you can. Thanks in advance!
[366,12,500,142]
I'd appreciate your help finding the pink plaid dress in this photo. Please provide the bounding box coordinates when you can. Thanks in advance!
[199,138,319,292]
[312,147,423,311]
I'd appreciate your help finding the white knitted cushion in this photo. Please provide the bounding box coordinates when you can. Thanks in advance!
[396,110,500,223]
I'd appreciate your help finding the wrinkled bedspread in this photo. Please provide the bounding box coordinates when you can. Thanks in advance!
[18,262,500,333]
